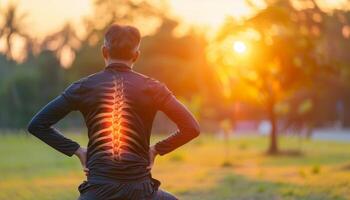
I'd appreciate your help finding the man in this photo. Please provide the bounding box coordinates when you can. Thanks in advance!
[27,24,200,200]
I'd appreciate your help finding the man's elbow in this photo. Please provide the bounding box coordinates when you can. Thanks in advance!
[190,122,201,139]
[27,120,37,134]
[27,119,43,135]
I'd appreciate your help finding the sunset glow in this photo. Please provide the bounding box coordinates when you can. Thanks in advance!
[0,0,256,38]
[1,0,349,65]
[233,41,247,54]
[1,0,348,38]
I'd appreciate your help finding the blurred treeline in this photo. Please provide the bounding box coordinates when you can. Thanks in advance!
[0,0,350,136]
[0,0,219,128]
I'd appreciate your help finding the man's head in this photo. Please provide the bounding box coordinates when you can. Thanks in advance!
[102,24,141,65]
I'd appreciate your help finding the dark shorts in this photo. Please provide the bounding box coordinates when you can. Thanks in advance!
[77,178,178,200]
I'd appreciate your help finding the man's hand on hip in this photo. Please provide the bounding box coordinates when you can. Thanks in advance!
[147,145,159,170]
[74,147,89,176]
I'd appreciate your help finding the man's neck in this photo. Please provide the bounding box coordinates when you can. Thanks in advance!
[106,59,134,68]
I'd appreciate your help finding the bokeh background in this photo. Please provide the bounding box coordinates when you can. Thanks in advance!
[1,0,350,199]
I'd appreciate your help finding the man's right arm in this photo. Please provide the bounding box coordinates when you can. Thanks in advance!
[27,78,86,157]
[27,95,81,156]
[27,78,89,174]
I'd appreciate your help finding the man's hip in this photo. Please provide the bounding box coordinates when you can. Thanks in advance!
[77,177,177,200]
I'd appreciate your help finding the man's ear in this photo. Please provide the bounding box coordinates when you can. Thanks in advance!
[102,46,109,60]
[132,50,140,62]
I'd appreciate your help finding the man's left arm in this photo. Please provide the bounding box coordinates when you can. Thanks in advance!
[27,95,81,156]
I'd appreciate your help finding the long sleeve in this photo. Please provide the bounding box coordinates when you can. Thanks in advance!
[27,95,80,156]
[147,78,200,155]
[155,96,200,155]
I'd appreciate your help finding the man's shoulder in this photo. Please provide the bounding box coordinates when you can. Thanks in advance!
[130,70,151,80]
[75,70,112,85]
[128,71,173,98]
[130,70,164,86]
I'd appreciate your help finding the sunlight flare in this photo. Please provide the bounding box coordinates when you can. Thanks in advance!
[233,41,247,54]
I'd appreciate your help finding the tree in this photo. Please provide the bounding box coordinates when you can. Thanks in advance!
[0,3,28,60]
[41,23,81,67]
[208,0,320,153]
[137,18,218,98]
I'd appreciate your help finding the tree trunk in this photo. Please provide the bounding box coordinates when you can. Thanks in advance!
[6,34,12,59]
[268,98,278,154]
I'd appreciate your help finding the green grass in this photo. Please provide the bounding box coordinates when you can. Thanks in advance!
[1,131,350,200]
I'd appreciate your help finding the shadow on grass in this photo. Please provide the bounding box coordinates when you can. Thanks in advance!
[177,174,346,200]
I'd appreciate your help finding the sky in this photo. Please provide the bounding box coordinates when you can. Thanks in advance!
[0,0,257,39]
[0,0,348,64]
[0,0,348,39]
[0,0,93,38]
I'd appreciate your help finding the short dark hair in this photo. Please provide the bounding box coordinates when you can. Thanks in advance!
[104,24,141,60]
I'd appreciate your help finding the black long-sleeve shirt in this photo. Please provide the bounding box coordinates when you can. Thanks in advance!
[27,63,200,181]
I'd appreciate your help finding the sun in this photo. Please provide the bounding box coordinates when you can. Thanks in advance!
[233,41,247,54]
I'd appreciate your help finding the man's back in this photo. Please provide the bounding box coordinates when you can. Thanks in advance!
[64,63,172,181]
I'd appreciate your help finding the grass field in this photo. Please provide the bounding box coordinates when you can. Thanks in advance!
[1,131,350,200]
